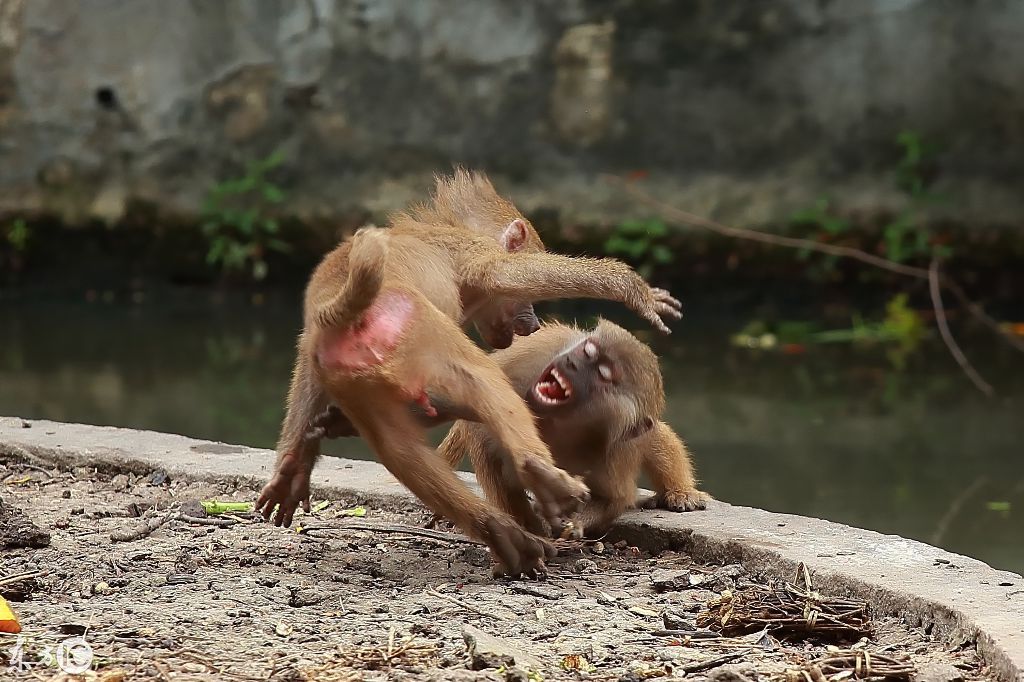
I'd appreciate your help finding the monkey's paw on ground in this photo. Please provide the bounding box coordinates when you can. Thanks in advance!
[255,453,313,527]
[639,489,712,512]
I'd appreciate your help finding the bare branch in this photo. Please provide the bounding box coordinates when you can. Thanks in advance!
[605,176,1015,396]
[928,258,994,396]
[608,175,928,278]
[608,175,1024,355]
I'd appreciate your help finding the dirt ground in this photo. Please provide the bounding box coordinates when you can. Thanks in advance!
[0,454,996,682]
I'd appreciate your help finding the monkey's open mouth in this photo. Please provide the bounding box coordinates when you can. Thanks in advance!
[533,365,572,405]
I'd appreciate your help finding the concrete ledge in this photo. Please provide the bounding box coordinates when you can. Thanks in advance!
[2,417,1022,682]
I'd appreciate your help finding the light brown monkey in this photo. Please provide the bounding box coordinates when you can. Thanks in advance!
[255,170,683,575]
[439,319,711,539]
[310,319,710,538]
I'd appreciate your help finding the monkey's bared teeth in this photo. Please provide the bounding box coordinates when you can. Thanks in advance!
[534,366,570,404]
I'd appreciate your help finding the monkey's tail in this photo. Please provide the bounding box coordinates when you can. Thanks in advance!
[315,227,389,330]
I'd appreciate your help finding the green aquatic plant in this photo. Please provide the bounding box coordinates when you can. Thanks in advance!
[201,151,291,282]
[604,218,674,278]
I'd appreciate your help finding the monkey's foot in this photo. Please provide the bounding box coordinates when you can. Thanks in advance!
[519,457,590,528]
[478,513,555,579]
[304,405,358,441]
[255,454,313,527]
[640,489,711,512]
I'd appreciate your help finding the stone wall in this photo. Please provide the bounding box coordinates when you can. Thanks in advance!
[2,0,1024,228]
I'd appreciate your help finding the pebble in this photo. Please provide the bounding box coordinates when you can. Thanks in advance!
[573,558,598,574]
[591,541,605,555]
[912,662,965,682]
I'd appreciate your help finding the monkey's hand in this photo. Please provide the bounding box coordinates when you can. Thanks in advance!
[256,452,313,527]
[479,513,556,580]
[519,458,590,531]
[633,286,683,334]
[638,488,711,512]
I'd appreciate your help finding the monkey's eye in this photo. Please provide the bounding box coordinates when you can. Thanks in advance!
[598,364,614,382]
[583,340,599,360]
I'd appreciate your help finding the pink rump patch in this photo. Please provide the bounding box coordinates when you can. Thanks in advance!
[317,292,415,371]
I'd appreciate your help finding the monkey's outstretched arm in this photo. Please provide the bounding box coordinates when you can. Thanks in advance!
[257,334,329,526]
[466,253,682,333]
[637,422,711,512]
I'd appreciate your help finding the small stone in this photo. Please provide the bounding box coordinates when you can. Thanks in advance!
[182,662,205,674]
[110,474,130,492]
[178,500,207,518]
[289,588,326,607]
[463,624,541,672]
[71,507,85,515]
[707,663,756,682]
[662,608,695,630]
[591,541,605,555]
[627,605,659,618]
[572,558,598,574]
[597,592,617,606]
[275,622,293,637]
[93,581,112,595]
[459,545,490,567]
[62,490,72,499]
[912,663,965,682]
[20,420,31,428]
[651,569,692,592]
[148,470,170,486]
[54,518,70,529]
[257,577,279,588]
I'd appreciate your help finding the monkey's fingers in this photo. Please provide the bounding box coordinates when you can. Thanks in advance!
[651,287,683,311]
[654,301,683,320]
[644,310,673,334]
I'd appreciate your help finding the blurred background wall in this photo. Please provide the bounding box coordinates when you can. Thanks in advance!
[3,0,1024,229]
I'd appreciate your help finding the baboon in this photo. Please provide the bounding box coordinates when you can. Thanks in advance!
[256,170,683,575]
[440,319,710,538]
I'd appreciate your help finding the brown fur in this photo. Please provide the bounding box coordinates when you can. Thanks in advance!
[440,320,711,538]
[256,170,682,575]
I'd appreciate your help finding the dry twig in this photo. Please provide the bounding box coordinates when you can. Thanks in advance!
[698,563,870,640]
[303,520,484,546]
[610,176,1021,394]
[110,512,174,543]
[783,648,915,681]
[928,257,994,396]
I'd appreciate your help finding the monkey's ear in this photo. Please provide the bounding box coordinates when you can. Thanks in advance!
[622,416,656,442]
[502,218,528,252]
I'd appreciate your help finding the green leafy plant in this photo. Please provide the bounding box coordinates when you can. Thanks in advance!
[6,219,30,252]
[201,151,290,282]
[604,218,674,278]
[789,132,951,273]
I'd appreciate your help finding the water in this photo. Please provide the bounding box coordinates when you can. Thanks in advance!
[2,293,1022,574]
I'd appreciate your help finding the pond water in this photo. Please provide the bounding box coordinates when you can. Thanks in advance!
[2,292,1022,574]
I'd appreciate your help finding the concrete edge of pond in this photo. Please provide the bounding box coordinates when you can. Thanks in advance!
[1,416,1022,682]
